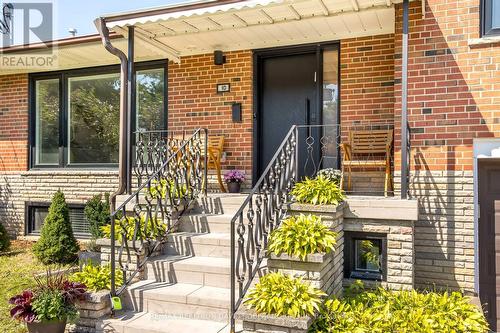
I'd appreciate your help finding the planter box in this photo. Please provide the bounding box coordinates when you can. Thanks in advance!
[78,251,101,267]
[287,201,345,229]
[69,291,112,333]
[236,307,314,333]
[267,251,343,296]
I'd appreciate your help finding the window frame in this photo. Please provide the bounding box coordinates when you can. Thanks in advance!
[24,201,90,238]
[344,231,387,282]
[28,60,168,169]
[481,0,500,37]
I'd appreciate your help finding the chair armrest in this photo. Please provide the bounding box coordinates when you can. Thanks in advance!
[339,143,352,160]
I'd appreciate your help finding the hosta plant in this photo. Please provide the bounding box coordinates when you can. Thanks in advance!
[310,283,489,333]
[268,214,337,260]
[291,175,345,205]
[148,178,188,200]
[245,272,325,318]
[70,262,123,291]
[100,215,167,241]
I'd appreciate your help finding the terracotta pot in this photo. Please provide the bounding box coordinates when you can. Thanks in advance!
[227,181,241,193]
[27,319,67,333]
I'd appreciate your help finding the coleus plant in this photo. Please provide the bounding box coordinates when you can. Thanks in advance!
[9,290,36,323]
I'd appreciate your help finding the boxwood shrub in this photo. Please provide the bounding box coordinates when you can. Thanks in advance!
[310,284,489,333]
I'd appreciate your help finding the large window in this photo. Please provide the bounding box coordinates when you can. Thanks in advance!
[482,0,500,37]
[30,61,166,168]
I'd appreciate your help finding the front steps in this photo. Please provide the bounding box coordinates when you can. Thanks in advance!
[103,194,246,333]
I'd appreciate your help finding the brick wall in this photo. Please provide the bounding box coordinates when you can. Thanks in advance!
[168,51,253,174]
[0,74,28,172]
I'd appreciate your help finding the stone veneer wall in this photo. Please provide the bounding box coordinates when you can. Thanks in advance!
[344,218,414,290]
[394,170,475,292]
[0,170,119,236]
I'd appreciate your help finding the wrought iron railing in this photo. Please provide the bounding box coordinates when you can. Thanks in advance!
[110,128,208,296]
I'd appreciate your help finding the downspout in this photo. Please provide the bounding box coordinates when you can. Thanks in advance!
[94,17,128,211]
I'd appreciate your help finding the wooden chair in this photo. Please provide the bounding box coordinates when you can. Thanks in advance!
[339,129,393,196]
[205,135,226,192]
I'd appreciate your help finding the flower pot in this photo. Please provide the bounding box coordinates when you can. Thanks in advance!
[227,181,241,193]
[27,319,67,333]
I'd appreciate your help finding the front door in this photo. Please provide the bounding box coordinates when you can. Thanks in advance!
[478,159,500,331]
[257,52,318,178]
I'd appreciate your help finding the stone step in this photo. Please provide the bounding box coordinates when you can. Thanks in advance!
[197,194,247,215]
[122,280,231,321]
[178,213,236,233]
[146,255,231,288]
[103,311,232,333]
[164,232,232,258]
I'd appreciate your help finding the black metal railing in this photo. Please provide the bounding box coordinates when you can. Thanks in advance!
[110,128,208,296]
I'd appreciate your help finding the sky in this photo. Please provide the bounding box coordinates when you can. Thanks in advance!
[55,0,184,38]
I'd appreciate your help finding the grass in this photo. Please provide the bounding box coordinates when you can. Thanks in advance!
[0,241,73,333]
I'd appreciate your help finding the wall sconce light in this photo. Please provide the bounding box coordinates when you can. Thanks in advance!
[214,50,226,65]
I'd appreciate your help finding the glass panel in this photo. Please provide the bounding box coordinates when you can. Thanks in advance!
[31,207,49,233]
[322,49,340,169]
[68,73,120,164]
[493,0,500,29]
[354,239,382,272]
[136,68,166,132]
[35,79,59,165]
[29,206,89,236]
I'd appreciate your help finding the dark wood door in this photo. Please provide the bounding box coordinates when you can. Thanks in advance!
[478,160,500,331]
[258,52,317,177]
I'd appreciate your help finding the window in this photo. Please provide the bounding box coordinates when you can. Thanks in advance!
[25,202,90,238]
[345,232,387,281]
[482,0,500,37]
[321,48,340,169]
[30,61,167,168]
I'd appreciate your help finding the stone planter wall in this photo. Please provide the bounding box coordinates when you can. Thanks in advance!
[69,291,112,333]
[97,238,160,282]
[236,307,313,333]
[284,202,344,296]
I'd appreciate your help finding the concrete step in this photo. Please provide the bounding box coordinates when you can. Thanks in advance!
[122,280,231,321]
[197,194,247,215]
[103,311,232,333]
[178,213,236,233]
[164,232,232,258]
[146,255,231,288]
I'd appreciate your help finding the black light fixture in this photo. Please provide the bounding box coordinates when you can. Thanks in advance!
[214,50,226,65]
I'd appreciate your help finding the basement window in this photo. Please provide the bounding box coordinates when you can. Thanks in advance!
[481,0,500,37]
[345,232,387,281]
[25,202,90,238]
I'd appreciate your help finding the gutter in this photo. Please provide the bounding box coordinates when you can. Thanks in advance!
[94,17,128,211]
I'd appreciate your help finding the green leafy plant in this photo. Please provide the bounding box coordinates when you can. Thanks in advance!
[316,168,342,185]
[0,222,10,252]
[31,288,77,323]
[100,215,167,241]
[268,214,337,260]
[32,191,79,265]
[70,262,123,291]
[245,272,325,318]
[310,283,489,333]
[148,178,188,200]
[291,175,345,205]
[84,193,110,239]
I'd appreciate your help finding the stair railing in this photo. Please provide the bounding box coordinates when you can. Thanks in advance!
[230,126,298,331]
[109,128,208,296]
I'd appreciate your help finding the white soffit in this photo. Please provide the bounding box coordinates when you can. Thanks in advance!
[106,0,404,59]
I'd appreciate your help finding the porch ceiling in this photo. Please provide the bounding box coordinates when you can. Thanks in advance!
[104,0,411,62]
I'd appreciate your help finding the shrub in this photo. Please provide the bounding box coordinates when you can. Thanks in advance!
[268,214,337,260]
[0,222,10,252]
[245,272,325,318]
[84,193,110,239]
[100,215,167,241]
[32,191,79,265]
[148,178,187,199]
[316,168,342,185]
[310,284,489,333]
[70,262,123,291]
[291,175,345,205]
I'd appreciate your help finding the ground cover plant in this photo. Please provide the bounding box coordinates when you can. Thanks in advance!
[268,214,337,260]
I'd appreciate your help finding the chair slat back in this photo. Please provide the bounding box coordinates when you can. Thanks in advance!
[349,129,393,154]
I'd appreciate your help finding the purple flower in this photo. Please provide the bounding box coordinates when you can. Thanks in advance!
[224,170,246,183]
[9,290,36,323]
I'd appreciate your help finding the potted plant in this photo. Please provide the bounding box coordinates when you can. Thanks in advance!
[224,169,246,193]
[9,271,87,333]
